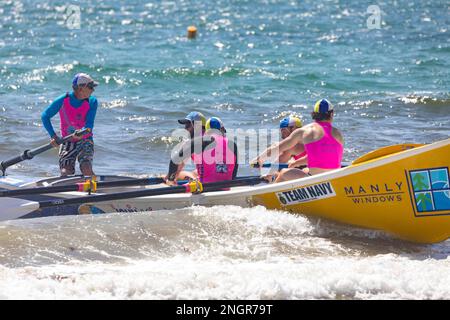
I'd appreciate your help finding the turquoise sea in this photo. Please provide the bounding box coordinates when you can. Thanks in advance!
[0,0,449,300]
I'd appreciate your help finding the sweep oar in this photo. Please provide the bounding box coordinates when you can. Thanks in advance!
[0,128,90,176]
[0,176,166,197]
[1,177,266,221]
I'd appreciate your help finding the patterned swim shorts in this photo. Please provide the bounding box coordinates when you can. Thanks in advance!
[59,139,94,174]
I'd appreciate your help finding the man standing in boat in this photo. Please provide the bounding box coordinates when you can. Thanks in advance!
[41,73,98,177]
[166,116,238,184]
[254,99,343,182]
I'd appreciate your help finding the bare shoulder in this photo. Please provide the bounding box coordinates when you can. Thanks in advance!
[291,124,312,136]
[301,122,317,133]
[332,126,344,145]
[300,123,319,143]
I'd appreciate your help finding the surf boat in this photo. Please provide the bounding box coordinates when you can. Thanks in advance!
[0,138,449,244]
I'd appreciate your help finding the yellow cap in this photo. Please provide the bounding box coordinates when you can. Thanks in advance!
[279,116,302,129]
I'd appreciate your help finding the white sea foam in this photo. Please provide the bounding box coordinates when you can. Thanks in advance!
[0,206,448,299]
[1,249,448,300]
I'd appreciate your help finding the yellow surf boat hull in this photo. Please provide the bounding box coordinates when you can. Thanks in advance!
[251,139,450,244]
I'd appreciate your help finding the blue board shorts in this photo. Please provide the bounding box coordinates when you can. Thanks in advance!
[59,139,94,174]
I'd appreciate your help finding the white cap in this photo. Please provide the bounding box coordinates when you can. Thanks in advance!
[72,73,98,87]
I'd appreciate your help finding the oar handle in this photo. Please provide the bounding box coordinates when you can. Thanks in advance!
[251,163,289,169]
[0,128,90,176]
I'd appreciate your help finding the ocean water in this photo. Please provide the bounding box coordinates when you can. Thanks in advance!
[1,206,449,300]
[0,0,449,299]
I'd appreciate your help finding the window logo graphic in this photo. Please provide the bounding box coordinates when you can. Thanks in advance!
[409,168,450,214]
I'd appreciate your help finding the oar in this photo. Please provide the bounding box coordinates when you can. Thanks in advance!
[0,176,166,197]
[0,174,262,197]
[1,177,266,221]
[251,163,289,169]
[252,163,350,169]
[0,128,90,176]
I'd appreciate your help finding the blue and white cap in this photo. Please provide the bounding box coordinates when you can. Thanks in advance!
[178,111,206,126]
[313,99,333,113]
[279,116,302,129]
[72,73,98,87]
[205,117,225,130]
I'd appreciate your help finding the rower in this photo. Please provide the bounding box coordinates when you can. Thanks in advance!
[278,116,307,168]
[171,111,206,181]
[41,73,98,177]
[166,117,238,185]
[254,99,344,182]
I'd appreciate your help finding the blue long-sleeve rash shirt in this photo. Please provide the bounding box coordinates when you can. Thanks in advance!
[41,92,98,138]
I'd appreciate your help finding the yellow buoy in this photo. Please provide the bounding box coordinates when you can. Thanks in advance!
[187,26,197,39]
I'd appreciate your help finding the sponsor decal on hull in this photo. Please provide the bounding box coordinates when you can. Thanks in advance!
[110,204,154,213]
[407,167,450,217]
[276,182,336,205]
[343,181,405,204]
[78,203,155,214]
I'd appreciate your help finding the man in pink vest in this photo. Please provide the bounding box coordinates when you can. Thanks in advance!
[41,73,98,176]
[254,99,344,182]
[169,111,207,181]
[166,117,238,185]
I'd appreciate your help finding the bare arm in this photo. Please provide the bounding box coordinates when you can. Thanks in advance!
[288,154,308,168]
[167,136,215,181]
[255,128,305,165]
[332,127,344,146]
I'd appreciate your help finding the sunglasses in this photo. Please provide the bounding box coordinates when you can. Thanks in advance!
[78,82,96,90]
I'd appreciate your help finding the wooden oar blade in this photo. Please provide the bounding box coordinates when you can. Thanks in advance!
[0,198,40,221]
